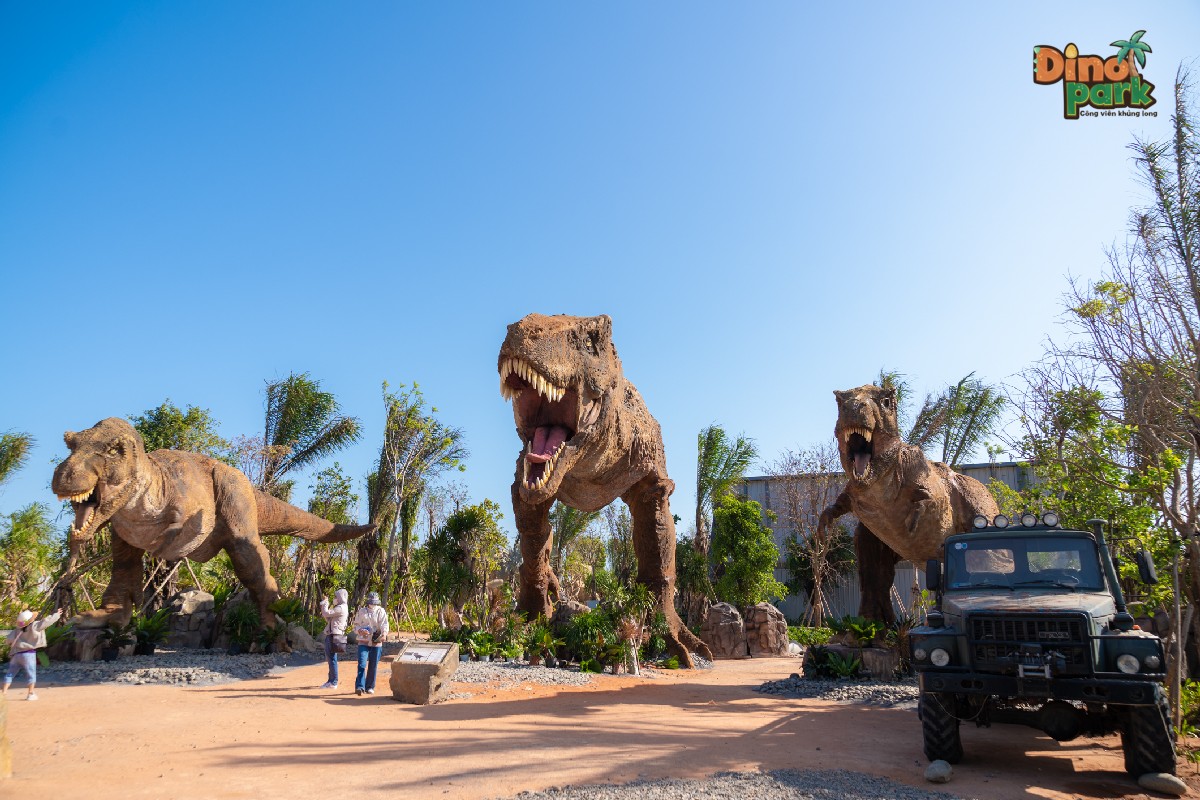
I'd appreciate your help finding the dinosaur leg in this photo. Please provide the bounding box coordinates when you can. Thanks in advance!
[217,483,281,627]
[513,481,555,620]
[855,522,900,626]
[623,475,713,667]
[72,532,142,629]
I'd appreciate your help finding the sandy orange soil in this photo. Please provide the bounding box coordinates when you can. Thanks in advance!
[4,656,1196,800]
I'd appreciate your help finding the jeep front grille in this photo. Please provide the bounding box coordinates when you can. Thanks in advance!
[968,613,1091,676]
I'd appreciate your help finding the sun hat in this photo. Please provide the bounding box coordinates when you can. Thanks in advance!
[367,592,381,606]
[16,610,36,626]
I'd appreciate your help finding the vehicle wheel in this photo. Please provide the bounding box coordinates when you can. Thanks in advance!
[919,691,963,764]
[1120,686,1176,776]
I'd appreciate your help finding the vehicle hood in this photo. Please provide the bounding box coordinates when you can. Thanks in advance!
[943,590,1116,623]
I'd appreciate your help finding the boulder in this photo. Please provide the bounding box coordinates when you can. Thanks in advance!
[1137,772,1187,796]
[699,602,748,659]
[287,623,320,653]
[551,600,591,631]
[924,760,953,783]
[167,588,217,649]
[171,589,215,616]
[742,602,789,657]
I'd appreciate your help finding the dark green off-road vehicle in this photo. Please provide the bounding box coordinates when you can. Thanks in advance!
[909,514,1175,776]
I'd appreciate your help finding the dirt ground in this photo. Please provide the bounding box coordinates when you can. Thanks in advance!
[4,656,1197,800]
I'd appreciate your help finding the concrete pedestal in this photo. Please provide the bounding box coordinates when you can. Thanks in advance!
[388,642,459,705]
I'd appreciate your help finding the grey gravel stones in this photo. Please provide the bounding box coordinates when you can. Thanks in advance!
[755,673,919,708]
[505,769,964,800]
[451,660,594,688]
[39,648,324,686]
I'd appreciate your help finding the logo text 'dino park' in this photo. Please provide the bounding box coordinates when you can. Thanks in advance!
[1033,31,1157,119]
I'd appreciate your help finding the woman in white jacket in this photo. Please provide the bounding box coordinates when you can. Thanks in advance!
[352,592,389,695]
[318,588,348,689]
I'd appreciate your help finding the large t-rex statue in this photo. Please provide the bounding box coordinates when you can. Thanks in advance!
[817,385,999,624]
[51,418,375,629]
[498,313,712,667]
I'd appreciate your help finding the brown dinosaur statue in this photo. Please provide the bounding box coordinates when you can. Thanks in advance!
[498,313,712,667]
[51,418,375,630]
[817,385,999,624]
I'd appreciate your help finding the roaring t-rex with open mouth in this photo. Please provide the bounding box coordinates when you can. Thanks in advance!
[51,417,375,629]
[818,385,999,624]
[498,313,712,667]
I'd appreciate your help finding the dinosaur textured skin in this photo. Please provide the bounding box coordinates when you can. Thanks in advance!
[51,418,375,629]
[498,313,712,667]
[818,385,999,624]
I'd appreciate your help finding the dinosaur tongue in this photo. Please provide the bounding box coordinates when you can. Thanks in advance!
[853,452,870,478]
[527,425,569,463]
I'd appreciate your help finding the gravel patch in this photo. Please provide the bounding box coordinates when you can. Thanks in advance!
[451,659,594,689]
[38,648,329,686]
[755,673,919,708]
[504,768,965,800]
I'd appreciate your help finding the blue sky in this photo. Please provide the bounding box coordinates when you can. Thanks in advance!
[2,3,1198,542]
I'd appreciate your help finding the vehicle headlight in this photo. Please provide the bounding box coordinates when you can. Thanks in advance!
[913,647,928,661]
[1144,654,1162,670]
[1116,653,1140,674]
[931,648,951,667]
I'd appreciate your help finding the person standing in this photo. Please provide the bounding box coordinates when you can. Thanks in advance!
[4,608,63,701]
[352,592,389,696]
[318,589,348,689]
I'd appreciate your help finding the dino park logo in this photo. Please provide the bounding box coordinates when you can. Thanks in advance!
[1033,31,1157,120]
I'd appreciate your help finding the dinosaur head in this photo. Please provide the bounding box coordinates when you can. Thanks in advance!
[498,313,620,501]
[51,418,148,541]
[833,385,901,483]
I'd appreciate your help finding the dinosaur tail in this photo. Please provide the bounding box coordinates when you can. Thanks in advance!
[255,490,376,543]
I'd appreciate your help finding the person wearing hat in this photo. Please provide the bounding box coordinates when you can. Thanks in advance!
[351,592,389,696]
[318,589,349,689]
[4,607,63,701]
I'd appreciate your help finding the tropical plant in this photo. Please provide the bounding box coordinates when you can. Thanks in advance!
[0,502,60,621]
[357,382,466,606]
[99,620,136,650]
[128,401,232,461]
[525,617,564,664]
[255,623,288,653]
[710,495,787,608]
[0,431,34,489]
[602,503,636,588]
[267,596,308,626]
[562,609,618,667]
[134,608,172,652]
[802,645,862,680]
[549,501,601,593]
[694,424,758,555]
[222,602,260,649]
[787,626,833,647]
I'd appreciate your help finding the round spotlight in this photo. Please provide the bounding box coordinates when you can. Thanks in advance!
[1144,654,1162,670]
[972,514,989,529]
[1116,654,1140,674]
[931,648,951,667]
[1042,511,1060,528]
[1020,512,1038,527]
[913,647,928,662]
[993,514,1011,529]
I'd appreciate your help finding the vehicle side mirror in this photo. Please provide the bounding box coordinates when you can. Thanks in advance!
[925,558,941,592]
[1135,549,1158,585]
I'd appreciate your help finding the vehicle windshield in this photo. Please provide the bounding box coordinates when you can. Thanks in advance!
[944,534,1104,591]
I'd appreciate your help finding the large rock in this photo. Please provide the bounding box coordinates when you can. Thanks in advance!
[287,623,320,653]
[47,628,131,662]
[1137,772,1187,796]
[551,600,591,631]
[389,642,460,704]
[699,603,748,659]
[168,589,216,649]
[742,602,789,657]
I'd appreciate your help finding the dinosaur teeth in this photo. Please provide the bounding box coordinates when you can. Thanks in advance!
[498,357,565,404]
[841,426,872,443]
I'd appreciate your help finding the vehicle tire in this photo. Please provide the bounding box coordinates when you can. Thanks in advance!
[1120,686,1176,776]
[919,691,963,764]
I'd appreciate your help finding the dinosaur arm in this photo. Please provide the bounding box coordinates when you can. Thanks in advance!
[818,490,853,539]
[905,486,936,535]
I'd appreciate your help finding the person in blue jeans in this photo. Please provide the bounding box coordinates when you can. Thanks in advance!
[318,588,348,689]
[352,592,389,695]
[4,607,63,701]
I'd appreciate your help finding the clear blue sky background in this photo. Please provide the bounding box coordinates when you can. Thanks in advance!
[2,3,1198,543]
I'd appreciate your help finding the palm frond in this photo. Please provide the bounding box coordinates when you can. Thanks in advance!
[0,431,35,488]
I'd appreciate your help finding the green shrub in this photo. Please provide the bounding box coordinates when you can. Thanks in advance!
[802,645,863,680]
[563,610,617,666]
[787,625,832,646]
[222,602,260,647]
[134,608,172,647]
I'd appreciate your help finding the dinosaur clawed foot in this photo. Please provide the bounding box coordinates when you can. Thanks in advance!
[69,606,133,630]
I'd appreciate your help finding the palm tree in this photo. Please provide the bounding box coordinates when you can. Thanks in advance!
[937,373,1006,468]
[257,373,361,501]
[694,424,758,555]
[1110,31,1151,76]
[549,501,601,580]
[0,431,34,489]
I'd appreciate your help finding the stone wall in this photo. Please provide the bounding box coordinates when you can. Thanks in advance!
[167,589,216,649]
[742,602,789,657]
[699,602,747,659]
